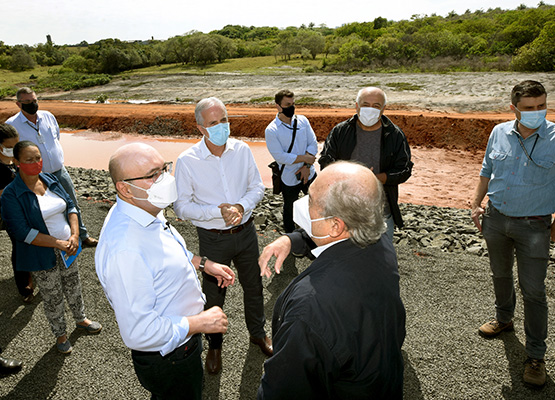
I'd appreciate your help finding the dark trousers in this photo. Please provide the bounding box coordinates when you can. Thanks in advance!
[9,234,33,297]
[131,334,203,400]
[482,204,551,359]
[282,175,316,233]
[197,223,265,349]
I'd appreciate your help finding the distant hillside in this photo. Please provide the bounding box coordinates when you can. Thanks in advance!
[0,4,554,97]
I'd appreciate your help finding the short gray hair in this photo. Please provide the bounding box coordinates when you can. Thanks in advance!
[195,97,227,126]
[356,87,387,107]
[16,87,35,102]
[318,171,386,247]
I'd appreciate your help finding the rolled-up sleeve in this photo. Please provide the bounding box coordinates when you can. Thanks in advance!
[100,250,190,355]
[1,189,36,243]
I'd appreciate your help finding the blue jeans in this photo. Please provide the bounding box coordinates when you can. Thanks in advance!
[385,213,394,242]
[482,204,551,359]
[52,166,89,240]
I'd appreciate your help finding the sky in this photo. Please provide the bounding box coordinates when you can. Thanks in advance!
[1,0,550,46]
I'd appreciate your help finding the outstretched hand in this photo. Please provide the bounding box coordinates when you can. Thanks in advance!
[259,235,292,278]
[205,262,235,288]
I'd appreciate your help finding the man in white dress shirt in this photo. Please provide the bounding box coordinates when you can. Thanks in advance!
[174,97,272,375]
[96,143,235,399]
[5,87,97,247]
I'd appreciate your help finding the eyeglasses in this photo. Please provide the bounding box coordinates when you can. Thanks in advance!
[122,161,173,183]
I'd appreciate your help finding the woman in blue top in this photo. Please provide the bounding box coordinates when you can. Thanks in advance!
[1,141,102,354]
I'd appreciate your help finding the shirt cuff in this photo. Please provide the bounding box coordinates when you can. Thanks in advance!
[24,229,39,244]
[160,316,190,356]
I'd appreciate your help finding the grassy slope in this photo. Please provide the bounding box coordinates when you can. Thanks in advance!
[0,55,329,95]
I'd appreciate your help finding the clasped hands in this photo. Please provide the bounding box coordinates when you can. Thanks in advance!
[219,203,244,226]
[57,234,79,256]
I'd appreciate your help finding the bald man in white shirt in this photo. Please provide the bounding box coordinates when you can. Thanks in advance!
[96,143,235,400]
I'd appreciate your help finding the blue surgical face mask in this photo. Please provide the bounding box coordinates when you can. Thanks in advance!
[206,122,230,146]
[516,108,547,130]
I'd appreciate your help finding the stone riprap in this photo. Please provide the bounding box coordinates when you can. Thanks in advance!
[67,166,489,256]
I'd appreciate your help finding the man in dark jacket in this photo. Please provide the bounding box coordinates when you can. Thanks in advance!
[258,161,406,400]
[319,87,412,240]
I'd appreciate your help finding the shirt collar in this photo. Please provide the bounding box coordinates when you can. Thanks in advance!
[509,119,548,139]
[17,110,41,126]
[116,195,165,228]
[275,114,296,129]
[310,238,349,258]
[199,136,235,159]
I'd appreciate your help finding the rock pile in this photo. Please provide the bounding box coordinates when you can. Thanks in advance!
[68,166,489,257]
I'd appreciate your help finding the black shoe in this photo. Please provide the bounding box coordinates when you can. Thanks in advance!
[0,356,23,374]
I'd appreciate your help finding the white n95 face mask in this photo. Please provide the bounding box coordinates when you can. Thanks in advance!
[0,145,14,158]
[293,195,332,239]
[358,106,381,127]
[125,172,178,209]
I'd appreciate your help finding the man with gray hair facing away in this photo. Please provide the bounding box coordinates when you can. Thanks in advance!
[258,161,406,399]
[319,87,412,241]
[174,97,271,375]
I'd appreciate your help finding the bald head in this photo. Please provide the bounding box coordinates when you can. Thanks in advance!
[311,161,385,247]
[109,143,163,185]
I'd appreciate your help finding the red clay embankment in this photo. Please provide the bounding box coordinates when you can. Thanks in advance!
[0,101,523,152]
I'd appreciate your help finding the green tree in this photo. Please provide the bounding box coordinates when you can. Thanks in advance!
[297,30,325,59]
[209,34,236,62]
[9,46,36,71]
[511,20,555,70]
[63,54,93,73]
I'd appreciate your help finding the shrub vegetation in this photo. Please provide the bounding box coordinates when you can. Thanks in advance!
[0,4,553,96]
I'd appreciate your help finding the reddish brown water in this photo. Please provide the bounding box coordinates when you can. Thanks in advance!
[60,130,283,188]
[59,129,484,210]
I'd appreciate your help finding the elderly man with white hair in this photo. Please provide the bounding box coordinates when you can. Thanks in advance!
[258,161,406,400]
[319,87,413,241]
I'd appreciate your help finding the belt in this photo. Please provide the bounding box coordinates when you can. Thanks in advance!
[509,215,549,220]
[131,334,200,358]
[489,203,549,220]
[204,216,254,235]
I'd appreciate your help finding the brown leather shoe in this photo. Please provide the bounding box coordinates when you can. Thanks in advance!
[205,348,222,375]
[524,358,546,387]
[250,335,273,357]
[0,356,23,374]
[478,319,514,337]
[82,237,99,248]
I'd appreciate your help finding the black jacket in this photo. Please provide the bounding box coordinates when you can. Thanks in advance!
[319,114,413,227]
[258,233,406,400]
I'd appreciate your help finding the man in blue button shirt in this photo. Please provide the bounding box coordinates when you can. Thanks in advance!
[471,80,555,387]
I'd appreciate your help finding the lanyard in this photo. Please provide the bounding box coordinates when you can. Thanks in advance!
[515,132,539,167]
[25,120,45,144]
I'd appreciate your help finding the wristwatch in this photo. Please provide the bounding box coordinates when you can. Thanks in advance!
[199,256,208,272]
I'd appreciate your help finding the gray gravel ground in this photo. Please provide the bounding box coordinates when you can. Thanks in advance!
[2,169,555,399]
